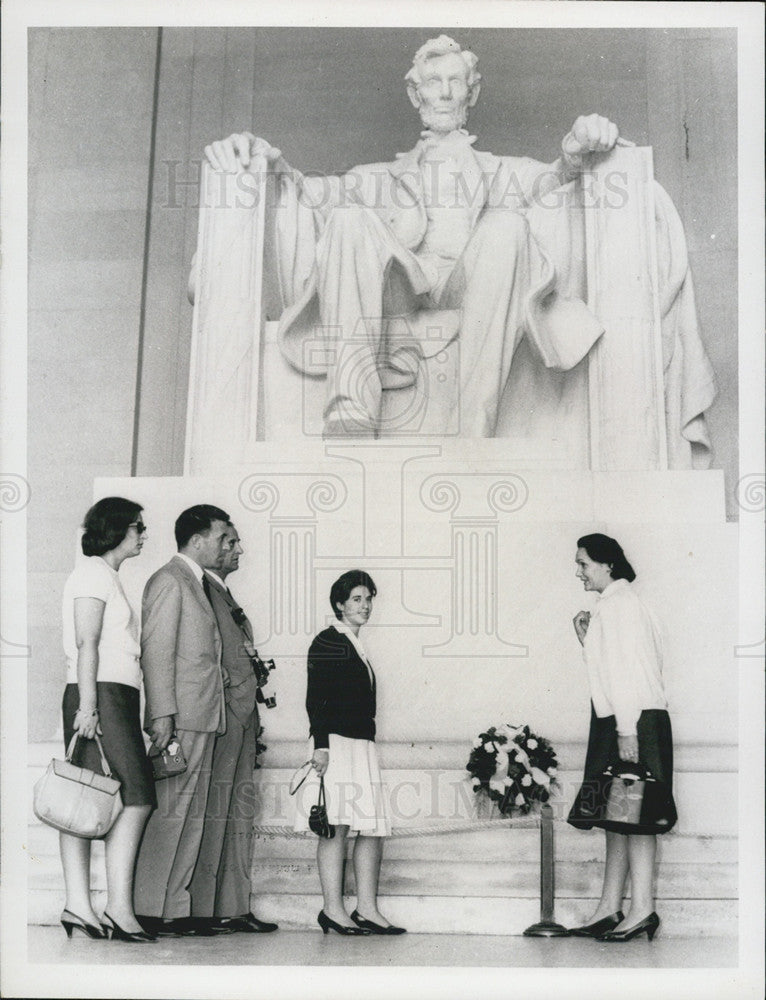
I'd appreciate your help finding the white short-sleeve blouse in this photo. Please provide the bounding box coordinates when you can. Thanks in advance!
[62,556,141,689]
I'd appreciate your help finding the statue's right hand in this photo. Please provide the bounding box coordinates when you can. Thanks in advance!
[204,132,282,173]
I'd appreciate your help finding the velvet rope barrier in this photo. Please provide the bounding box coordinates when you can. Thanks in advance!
[252,806,567,936]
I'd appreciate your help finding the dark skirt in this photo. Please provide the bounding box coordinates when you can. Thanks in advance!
[567,705,677,835]
[63,682,156,809]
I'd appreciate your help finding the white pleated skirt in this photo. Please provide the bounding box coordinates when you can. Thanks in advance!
[292,734,391,837]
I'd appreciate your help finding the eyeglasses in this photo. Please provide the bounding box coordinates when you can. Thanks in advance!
[129,521,147,534]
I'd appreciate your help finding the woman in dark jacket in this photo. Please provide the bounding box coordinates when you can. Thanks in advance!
[296,570,405,936]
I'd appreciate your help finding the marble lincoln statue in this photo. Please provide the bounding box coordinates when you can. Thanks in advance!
[199,35,716,457]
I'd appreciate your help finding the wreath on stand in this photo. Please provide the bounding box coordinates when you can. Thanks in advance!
[466,724,559,816]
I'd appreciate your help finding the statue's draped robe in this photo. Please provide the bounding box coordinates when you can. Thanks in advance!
[266,140,716,465]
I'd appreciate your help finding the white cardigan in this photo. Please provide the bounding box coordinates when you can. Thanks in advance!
[582,578,667,736]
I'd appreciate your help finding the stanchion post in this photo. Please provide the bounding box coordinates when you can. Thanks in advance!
[523,803,569,937]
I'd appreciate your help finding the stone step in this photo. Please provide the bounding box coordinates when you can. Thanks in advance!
[27,887,737,937]
[25,820,737,867]
[28,851,737,899]
[255,828,737,865]
[262,861,737,901]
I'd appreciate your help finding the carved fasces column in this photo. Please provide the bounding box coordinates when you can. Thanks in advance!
[185,159,267,474]
[238,473,348,649]
[418,473,529,657]
[583,145,668,470]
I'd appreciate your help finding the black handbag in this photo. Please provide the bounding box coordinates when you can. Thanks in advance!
[148,734,187,780]
[308,777,335,839]
[602,761,677,834]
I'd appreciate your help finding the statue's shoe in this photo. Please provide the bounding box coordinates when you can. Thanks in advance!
[323,404,379,439]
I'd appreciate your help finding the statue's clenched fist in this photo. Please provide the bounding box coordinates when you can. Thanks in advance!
[562,114,626,167]
[204,132,283,172]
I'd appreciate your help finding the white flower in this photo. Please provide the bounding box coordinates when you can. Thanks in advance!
[489,777,506,794]
[547,767,557,777]
[503,776,513,788]
[521,774,533,787]
[530,766,551,787]
[526,738,538,749]
[483,741,496,754]
[513,744,530,769]
[515,793,526,806]
[471,777,481,789]
[472,737,483,748]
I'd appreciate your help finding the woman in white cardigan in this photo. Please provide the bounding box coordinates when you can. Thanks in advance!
[567,534,677,943]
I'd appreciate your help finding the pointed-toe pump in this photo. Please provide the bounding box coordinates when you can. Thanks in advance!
[101,912,157,943]
[350,909,407,935]
[568,911,624,938]
[317,910,370,935]
[599,911,660,942]
[60,909,107,939]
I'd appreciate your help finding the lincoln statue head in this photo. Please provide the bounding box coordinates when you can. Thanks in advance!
[405,35,482,135]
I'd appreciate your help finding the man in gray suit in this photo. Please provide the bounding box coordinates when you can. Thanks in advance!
[134,504,231,936]
[189,522,278,933]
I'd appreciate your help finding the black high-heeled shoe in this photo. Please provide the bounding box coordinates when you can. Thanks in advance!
[350,909,407,935]
[102,912,157,943]
[599,911,660,942]
[60,909,107,939]
[568,911,624,938]
[317,910,370,936]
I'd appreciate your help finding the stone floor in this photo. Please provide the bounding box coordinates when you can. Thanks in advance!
[27,924,737,966]
[5,927,748,1000]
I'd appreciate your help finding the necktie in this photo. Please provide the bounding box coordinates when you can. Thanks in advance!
[202,574,213,604]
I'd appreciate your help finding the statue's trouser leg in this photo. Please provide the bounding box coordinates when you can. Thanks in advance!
[315,204,428,435]
[439,209,533,437]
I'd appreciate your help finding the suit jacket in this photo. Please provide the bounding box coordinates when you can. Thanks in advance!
[141,555,225,734]
[204,573,259,729]
[306,626,376,749]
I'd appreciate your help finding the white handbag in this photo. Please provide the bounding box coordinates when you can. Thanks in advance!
[33,733,123,838]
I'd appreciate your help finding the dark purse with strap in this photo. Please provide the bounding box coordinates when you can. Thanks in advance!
[148,734,187,780]
[288,761,336,839]
[308,777,335,839]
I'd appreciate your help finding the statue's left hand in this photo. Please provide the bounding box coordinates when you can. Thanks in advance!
[562,114,621,163]
[204,132,283,173]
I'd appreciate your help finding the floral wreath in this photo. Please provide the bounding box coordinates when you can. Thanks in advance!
[466,723,559,816]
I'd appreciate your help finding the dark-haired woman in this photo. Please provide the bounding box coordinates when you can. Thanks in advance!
[59,497,156,943]
[295,570,404,936]
[567,533,677,943]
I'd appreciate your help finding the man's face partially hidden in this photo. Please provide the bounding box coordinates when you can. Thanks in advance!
[195,519,230,572]
[412,52,476,134]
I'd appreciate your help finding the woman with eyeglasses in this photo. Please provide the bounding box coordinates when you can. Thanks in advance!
[59,497,156,943]
[294,570,405,936]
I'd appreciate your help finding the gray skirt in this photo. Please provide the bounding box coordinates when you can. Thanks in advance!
[63,682,156,809]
